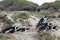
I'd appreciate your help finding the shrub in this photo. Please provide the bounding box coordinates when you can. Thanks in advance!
[43,33,55,40]
[0,34,7,40]
[18,13,29,19]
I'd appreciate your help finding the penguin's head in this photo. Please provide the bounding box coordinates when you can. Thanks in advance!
[44,16,48,18]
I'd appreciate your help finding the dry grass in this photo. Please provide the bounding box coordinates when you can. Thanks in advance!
[0,34,11,40]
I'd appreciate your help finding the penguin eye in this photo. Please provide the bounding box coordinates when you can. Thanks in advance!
[16,27,18,29]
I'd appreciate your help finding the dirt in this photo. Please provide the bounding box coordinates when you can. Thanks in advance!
[1,15,41,40]
[1,12,60,40]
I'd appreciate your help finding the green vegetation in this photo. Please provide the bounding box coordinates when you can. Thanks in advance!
[0,0,39,11]
[18,13,29,19]
[0,34,7,40]
[43,34,55,40]
[12,12,29,21]
[3,0,27,4]
[42,1,60,8]
[0,34,14,40]
[41,1,60,12]
[43,34,60,40]
[35,12,50,18]
[56,0,60,1]
[42,2,52,6]
[54,1,60,8]
[0,13,14,30]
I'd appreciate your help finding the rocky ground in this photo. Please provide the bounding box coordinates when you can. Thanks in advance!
[0,11,60,40]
